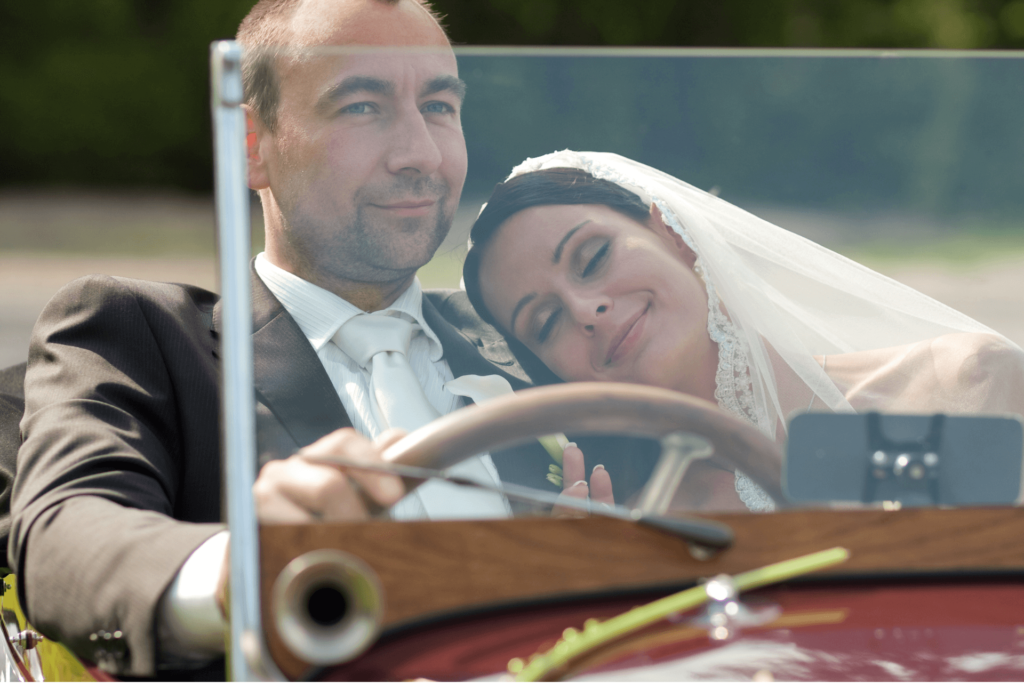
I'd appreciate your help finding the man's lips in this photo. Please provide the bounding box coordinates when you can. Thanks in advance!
[605,304,649,365]
[370,200,437,217]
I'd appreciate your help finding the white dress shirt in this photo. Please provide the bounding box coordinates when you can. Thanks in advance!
[253,253,507,518]
[158,253,509,659]
[254,253,458,438]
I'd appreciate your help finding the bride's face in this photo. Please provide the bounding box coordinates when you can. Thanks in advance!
[479,203,717,393]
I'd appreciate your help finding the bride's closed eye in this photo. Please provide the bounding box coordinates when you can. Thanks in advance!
[534,240,612,344]
[537,308,561,343]
[581,242,610,278]
[575,238,611,279]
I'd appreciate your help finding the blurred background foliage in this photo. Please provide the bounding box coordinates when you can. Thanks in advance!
[2,0,1024,364]
[2,0,1024,193]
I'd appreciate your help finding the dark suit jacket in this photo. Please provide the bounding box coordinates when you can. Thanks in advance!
[0,362,25,568]
[9,269,555,677]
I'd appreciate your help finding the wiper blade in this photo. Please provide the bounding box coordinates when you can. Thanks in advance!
[302,454,734,550]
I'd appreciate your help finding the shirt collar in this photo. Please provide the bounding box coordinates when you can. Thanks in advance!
[254,253,444,362]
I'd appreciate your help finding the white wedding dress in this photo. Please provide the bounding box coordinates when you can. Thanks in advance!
[498,151,1024,512]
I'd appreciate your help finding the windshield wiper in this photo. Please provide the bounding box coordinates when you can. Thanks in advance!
[301,454,734,551]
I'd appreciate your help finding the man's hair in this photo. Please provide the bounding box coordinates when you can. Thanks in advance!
[463,167,651,334]
[237,0,448,133]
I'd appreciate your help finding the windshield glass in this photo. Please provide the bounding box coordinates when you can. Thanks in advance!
[234,46,1024,521]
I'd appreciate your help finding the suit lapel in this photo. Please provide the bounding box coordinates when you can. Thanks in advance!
[215,269,352,450]
[422,292,536,391]
[212,278,537,448]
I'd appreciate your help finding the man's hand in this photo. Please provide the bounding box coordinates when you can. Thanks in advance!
[552,442,614,518]
[254,428,407,523]
[216,429,408,617]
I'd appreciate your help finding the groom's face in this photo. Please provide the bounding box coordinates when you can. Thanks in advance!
[248,0,468,286]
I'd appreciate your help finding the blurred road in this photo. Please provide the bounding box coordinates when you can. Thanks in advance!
[0,256,216,369]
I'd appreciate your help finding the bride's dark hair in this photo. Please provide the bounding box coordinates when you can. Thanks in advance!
[463,167,650,334]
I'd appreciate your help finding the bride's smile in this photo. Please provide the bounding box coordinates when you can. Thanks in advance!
[605,300,649,366]
[478,203,718,400]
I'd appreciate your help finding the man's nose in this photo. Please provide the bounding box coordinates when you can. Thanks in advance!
[385,106,443,176]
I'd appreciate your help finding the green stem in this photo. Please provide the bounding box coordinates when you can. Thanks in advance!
[512,546,850,681]
[537,433,569,465]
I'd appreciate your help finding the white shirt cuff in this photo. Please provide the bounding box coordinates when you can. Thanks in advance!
[156,530,229,664]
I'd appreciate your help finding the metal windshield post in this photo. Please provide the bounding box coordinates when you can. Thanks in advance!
[211,40,273,681]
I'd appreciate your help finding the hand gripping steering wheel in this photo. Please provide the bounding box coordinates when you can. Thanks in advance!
[381,382,786,509]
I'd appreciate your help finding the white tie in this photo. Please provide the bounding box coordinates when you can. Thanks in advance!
[333,314,509,520]
[333,314,438,433]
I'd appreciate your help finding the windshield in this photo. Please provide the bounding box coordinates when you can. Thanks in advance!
[225,46,1024,520]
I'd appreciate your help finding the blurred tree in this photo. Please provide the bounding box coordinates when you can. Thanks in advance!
[0,0,1022,192]
[438,0,1024,48]
[0,0,253,190]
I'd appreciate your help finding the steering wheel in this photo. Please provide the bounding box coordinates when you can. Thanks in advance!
[381,382,786,509]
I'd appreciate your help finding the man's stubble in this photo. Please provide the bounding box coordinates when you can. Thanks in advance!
[287,175,456,286]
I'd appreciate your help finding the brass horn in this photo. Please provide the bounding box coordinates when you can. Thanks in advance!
[272,549,384,666]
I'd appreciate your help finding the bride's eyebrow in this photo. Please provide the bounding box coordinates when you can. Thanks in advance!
[552,220,591,264]
[509,293,537,336]
[508,219,592,335]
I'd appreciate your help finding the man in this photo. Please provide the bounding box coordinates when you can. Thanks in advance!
[238,0,526,522]
[10,0,567,676]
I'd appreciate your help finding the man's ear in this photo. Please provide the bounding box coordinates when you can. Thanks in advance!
[245,107,271,191]
[647,203,697,269]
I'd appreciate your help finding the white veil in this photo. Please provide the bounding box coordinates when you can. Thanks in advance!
[500,151,1021,453]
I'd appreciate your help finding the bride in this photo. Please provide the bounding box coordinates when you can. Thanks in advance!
[460,151,1024,512]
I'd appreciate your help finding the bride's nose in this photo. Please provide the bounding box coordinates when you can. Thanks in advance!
[570,295,612,335]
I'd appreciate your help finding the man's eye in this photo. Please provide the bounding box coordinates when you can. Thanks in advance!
[422,101,456,115]
[537,309,561,343]
[340,102,377,115]
[581,242,610,278]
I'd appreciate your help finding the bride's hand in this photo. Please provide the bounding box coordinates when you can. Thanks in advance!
[552,442,614,518]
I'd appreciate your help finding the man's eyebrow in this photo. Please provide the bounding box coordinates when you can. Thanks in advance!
[553,220,591,264]
[316,76,394,111]
[509,293,537,337]
[421,75,467,103]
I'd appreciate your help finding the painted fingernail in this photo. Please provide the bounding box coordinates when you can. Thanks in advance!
[593,464,606,472]
[563,442,578,451]
[571,480,588,488]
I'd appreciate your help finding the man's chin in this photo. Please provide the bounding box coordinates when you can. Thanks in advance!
[376,211,452,264]
[345,236,448,283]
[374,248,434,275]
[309,205,455,282]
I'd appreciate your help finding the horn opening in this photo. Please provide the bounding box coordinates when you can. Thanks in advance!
[272,549,384,666]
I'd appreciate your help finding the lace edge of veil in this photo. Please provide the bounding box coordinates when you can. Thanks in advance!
[683,252,777,514]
